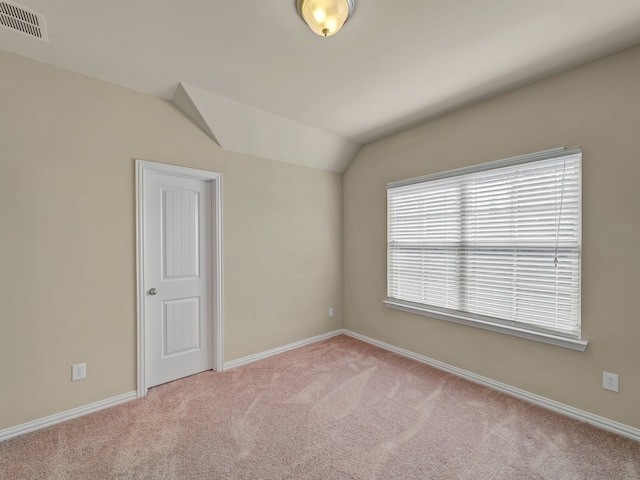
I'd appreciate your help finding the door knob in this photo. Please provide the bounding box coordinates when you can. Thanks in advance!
[148,288,158,296]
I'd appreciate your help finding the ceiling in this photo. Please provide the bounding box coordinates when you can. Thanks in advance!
[2,0,640,171]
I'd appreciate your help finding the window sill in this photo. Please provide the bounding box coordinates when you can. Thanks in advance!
[383,299,588,352]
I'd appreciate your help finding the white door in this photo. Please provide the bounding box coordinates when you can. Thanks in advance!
[143,171,213,388]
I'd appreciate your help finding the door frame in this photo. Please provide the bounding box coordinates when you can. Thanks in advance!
[135,159,223,397]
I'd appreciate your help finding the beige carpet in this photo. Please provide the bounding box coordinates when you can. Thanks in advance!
[1,335,639,479]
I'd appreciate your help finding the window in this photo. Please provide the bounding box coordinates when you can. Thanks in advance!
[385,148,586,351]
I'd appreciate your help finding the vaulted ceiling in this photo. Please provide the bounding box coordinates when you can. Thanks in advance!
[3,0,640,171]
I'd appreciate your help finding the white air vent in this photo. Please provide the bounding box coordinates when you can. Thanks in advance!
[0,1,48,42]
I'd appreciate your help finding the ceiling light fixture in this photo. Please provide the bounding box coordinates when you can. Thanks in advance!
[296,0,354,37]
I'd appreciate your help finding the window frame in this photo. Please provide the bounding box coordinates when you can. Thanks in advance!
[384,148,587,351]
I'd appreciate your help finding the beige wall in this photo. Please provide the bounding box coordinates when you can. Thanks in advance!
[0,51,343,430]
[2,42,639,434]
[344,45,640,428]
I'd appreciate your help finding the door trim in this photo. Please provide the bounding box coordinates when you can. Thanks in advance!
[135,159,223,397]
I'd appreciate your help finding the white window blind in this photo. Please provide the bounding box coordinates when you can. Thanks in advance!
[386,148,582,342]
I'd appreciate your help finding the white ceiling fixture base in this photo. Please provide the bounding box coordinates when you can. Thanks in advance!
[172,83,361,173]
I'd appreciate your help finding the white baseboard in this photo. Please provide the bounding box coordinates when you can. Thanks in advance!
[0,391,137,443]
[2,330,345,443]
[223,329,346,370]
[4,329,638,444]
[343,330,640,443]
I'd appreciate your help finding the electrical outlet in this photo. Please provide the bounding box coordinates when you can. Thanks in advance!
[72,363,86,381]
[328,307,334,318]
[603,372,619,392]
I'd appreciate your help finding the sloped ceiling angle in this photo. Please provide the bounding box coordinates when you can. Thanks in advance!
[172,83,361,173]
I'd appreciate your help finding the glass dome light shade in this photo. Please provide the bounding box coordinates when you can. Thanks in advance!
[296,0,354,37]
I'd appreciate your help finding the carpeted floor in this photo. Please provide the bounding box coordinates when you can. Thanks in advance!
[1,335,639,479]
